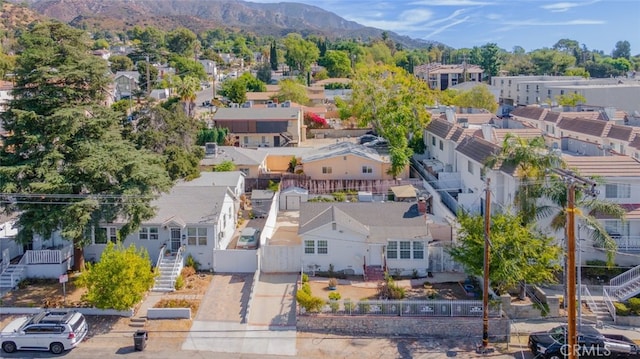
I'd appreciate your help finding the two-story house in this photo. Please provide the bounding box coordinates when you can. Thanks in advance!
[213,107,303,148]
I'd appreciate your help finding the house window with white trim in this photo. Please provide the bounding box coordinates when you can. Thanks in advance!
[605,183,630,198]
[439,140,443,150]
[322,167,332,174]
[139,227,159,240]
[362,166,372,174]
[95,227,117,244]
[304,239,328,254]
[468,160,474,174]
[187,227,208,246]
[387,240,424,260]
[431,136,436,146]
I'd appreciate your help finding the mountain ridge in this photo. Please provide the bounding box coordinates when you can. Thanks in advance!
[13,0,440,49]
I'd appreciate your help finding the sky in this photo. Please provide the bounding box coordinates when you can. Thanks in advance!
[247,0,640,55]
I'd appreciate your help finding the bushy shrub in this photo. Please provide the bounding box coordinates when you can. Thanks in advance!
[615,302,631,316]
[185,254,200,271]
[328,291,341,301]
[181,266,196,278]
[332,192,346,202]
[296,283,324,313]
[377,274,406,299]
[174,275,185,290]
[302,273,309,283]
[328,278,338,288]
[344,299,355,312]
[628,298,640,314]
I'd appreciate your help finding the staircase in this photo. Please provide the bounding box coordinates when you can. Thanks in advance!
[152,248,184,292]
[602,264,640,321]
[364,265,385,282]
[0,263,27,296]
[279,132,294,147]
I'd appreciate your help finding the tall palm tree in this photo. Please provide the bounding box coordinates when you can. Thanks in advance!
[539,175,625,265]
[175,75,200,116]
[484,133,563,224]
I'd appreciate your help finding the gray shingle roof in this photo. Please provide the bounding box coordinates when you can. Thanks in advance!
[147,186,230,225]
[455,136,500,166]
[301,142,387,163]
[199,146,267,166]
[606,124,634,141]
[511,106,547,121]
[298,202,430,243]
[557,117,609,137]
[426,118,455,140]
[214,107,301,121]
[179,171,244,188]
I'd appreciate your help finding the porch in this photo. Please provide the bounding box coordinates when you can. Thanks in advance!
[0,245,73,295]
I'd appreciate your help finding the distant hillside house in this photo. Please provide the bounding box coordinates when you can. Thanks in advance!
[414,63,483,91]
[113,71,140,100]
[213,107,303,148]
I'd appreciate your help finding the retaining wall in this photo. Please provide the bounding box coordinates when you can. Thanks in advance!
[297,315,510,341]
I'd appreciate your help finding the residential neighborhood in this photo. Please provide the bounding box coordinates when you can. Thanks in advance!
[1,0,640,357]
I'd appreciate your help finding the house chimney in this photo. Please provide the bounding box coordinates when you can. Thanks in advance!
[444,107,455,123]
[418,197,427,215]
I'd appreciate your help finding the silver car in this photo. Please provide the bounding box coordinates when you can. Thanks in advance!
[1,310,88,354]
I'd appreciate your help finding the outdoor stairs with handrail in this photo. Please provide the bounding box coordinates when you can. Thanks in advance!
[602,264,640,320]
[364,265,385,282]
[152,254,182,292]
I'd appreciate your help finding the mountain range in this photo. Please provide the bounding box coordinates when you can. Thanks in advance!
[9,0,439,49]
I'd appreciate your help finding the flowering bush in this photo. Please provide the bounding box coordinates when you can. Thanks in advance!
[304,112,328,129]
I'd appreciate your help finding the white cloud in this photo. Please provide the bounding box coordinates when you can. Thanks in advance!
[540,0,600,13]
[485,13,501,20]
[345,9,434,32]
[424,16,471,38]
[507,19,606,26]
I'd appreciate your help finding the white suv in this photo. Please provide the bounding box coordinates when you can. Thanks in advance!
[1,310,89,354]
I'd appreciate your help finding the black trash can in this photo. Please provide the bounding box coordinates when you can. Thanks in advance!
[133,330,148,351]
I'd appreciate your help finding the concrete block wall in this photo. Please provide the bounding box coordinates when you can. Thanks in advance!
[297,316,510,342]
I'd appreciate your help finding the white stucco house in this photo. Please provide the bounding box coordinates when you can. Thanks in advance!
[298,202,433,278]
[83,173,243,271]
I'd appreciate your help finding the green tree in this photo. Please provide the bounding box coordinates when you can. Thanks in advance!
[530,48,576,75]
[555,92,587,107]
[77,242,156,310]
[109,55,134,72]
[451,85,498,113]
[220,78,248,104]
[479,43,502,81]
[0,23,172,270]
[283,33,320,74]
[272,79,308,105]
[270,40,278,71]
[238,72,266,92]
[348,64,434,176]
[174,75,201,116]
[169,55,207,81]
[214,160,236,172]
[137,60,159,93]
[612,40,631,60]
[92,38,109,50]
[166,27,198,57]
[564,67,590,78]
[448,211,561,295]
[319,50,352,78]
[484,134,562,225]
[255,62,272,84]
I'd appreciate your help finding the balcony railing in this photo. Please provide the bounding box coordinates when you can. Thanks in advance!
[25,245,73,264]
[612,235,640,252]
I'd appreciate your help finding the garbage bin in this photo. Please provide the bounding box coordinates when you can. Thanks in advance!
[133,330,148,351]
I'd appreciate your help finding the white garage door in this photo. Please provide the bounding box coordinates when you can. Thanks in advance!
[286,196,300,210]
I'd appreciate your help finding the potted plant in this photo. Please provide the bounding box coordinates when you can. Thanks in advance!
[328,277,338,290]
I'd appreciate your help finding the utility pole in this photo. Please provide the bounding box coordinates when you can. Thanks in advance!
[550,168,599,359]
[146,54,150,95]
[212,62,217,101]
[478,177,493,353]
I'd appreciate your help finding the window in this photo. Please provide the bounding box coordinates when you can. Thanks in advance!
[304,239,328,255]
[480,167,486,181]
[261,136,266,144]
[605,183,630,198]
[322,166,332,174]
[139,227,159,240]
[304,240,315,254]
[332,222,337,230]
[95,227,117,244]
[468,160,474,174]
[400,241,411,259]
[187,227,208,246]
[317,240,328,254]
[387,240,425,260]
[560,90,565,95]
[431,136,436,146]
[439,140,443,150]
[413,241,424,259]
[362,166,372,174]
[387,241,398,259]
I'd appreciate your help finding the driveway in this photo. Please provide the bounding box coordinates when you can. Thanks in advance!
[181,273,297,356]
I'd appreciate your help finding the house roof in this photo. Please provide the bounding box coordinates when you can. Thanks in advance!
[179,171,244,188]
[557,117,609,137]
[510,106,547,121]
[563,155,640,177]
[606,124,635,141]
[390,185,417,199]
[251,190,275,200]
[455,136,500,166]
[301,141,387,163]
[594,204,640,220]
[456,113,496,125]
[426,118,456,140]
[114,71,140,81]
[281,186,308,195]
[147,186,230,226]
[200,146,267,166]
[542,111,561,123]
[298,202,430,243]
[245,92,278,101]
[492,128,544,144]
[629,134,640,150]
[214,107,301,121]
[255,146,315,157]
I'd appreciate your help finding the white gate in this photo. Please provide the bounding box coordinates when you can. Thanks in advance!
[261,245,302,273]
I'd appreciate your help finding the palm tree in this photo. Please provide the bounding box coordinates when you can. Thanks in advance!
[175,75,200,116]
[484,133,563,225]
[539,175,625,265]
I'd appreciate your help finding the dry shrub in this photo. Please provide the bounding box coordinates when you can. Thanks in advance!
[181,266,196,278]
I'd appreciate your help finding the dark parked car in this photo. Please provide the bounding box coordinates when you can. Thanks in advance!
[529,325,640,359]
[358,134,378,145]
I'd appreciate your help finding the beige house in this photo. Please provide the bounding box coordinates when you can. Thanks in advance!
[213,107,303,148]
[199,146,268,177]
[414,63,483,91]
[300,142,407,180]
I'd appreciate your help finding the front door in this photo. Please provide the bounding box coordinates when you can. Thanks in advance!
[170,228,181,253]
[273,135,280,147]
[369,244,384,266]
